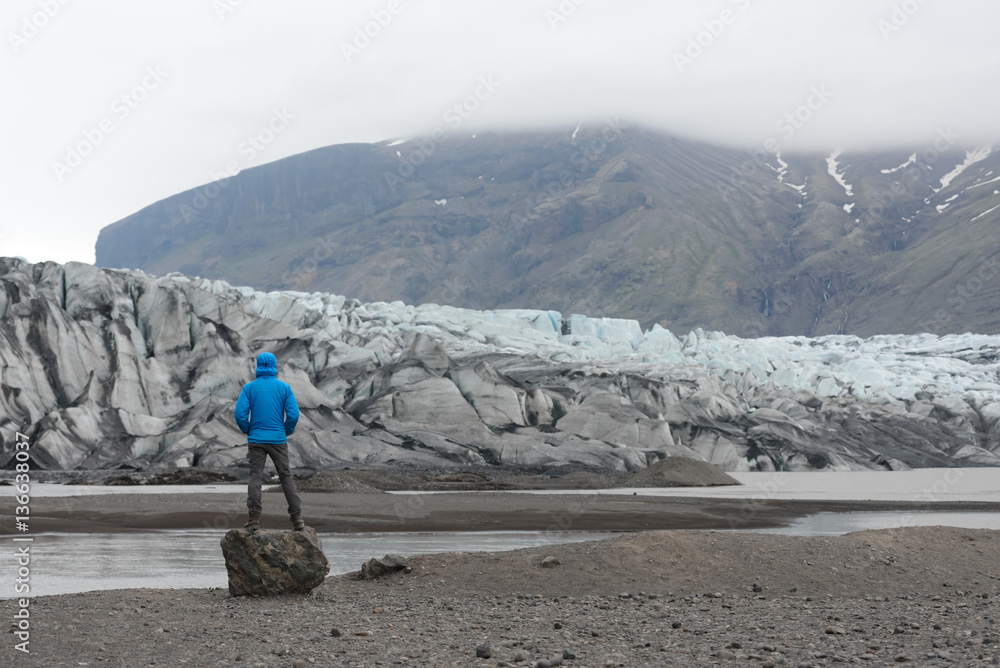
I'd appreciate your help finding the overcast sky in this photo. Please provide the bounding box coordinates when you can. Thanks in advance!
[2,0,998,265]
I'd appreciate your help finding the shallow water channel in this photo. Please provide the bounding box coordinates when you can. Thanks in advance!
[4,468,1000,597]
[6,510,1000,598]
[1,530,617,598]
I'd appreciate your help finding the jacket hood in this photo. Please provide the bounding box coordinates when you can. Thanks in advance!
[255,352,277,378]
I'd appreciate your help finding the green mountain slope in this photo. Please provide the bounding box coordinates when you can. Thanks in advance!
[96,126,1000,336]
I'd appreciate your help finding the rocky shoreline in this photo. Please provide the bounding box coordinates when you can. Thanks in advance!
[5,526,1000,666]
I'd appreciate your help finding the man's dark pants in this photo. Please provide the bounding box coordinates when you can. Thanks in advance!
[247,442,301,516]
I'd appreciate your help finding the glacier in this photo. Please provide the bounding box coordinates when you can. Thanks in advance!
[2,257,1000,474]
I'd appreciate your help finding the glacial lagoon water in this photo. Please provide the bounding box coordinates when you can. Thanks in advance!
[6,512,1000,599]
[0,530,617,599]
[12,467,1000,501]
[3,468,1000,597]
[505,468,1000,502]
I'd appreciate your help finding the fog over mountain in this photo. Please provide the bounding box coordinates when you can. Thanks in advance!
[97,125,1000,338]
[4,0,998,265]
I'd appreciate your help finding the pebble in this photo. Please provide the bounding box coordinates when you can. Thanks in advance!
[19,550,1000,668]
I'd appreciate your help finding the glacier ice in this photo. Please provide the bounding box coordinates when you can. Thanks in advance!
[2,257,1000,473]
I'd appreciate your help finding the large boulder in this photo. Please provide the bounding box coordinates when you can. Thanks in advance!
[220,528,330,596]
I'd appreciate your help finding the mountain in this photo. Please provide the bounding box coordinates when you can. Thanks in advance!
[95,125,1000,337]
[4,258,1000,474]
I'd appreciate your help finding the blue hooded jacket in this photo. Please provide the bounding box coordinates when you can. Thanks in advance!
[234,352,299,445]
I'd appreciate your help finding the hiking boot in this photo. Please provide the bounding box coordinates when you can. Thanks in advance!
[290,513,305,531]
[244,513,260,531]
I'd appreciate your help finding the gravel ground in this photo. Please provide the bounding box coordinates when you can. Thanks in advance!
[5,527,1000,667]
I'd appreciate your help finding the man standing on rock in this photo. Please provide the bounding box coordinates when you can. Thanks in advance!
[234,352,305,532]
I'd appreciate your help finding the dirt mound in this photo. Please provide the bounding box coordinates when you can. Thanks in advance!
[393,525,1000,599]
[624,456,740,487]
[530,470,622,489]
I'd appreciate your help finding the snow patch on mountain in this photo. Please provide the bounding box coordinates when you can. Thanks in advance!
[771,151,789,183]
[937,147,993,192]
[936,194,960,213]
[826,151,854,197]
[972,204,1000,222]
[966,173,1000,191]
[881,153,917,174]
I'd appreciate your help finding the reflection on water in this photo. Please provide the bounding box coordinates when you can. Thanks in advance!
[0,530,617,599]
[757,510,1000,536]
[486,468,1000,503]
